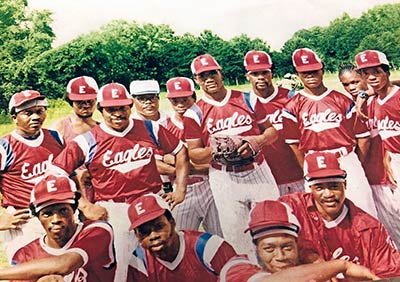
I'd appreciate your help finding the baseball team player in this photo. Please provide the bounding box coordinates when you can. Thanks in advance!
[50,82,189,282]
[281,47,377,217]
[129,79,175,192]
[50,76,100,204]
[165,76,222,236]
[219,200,380,282]
[183,54,279,260]
[127,193,236,282]
[338,62,400,247]
[0,90,64,261]
[5,174,116,282]
[244,50,304,196]
[279,151,400,278]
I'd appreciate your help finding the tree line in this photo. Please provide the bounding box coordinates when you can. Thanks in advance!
[1,0,399,115]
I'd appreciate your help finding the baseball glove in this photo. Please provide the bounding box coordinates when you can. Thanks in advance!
[210,134,260,166]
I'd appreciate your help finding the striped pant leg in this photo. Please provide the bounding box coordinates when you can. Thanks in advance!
[277,179,305,196]
[371,184,400,248]
[172,185,202,231]
[198,179,223,237]
[389,152,400,189]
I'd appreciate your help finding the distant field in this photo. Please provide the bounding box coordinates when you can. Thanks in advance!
[4,71,398,136]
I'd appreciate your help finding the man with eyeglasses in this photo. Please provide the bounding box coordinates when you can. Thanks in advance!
[130,79,177,195]
[183,54,280,261]
[0,90,64,262]
[243,50,304,196]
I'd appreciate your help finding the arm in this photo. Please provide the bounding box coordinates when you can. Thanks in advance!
[288,143,304,170]
[187,139,213,165]
[355,136,370,164]
[155,159,176,175]
[162,146,188,209]
[0,252,83,280]
[254,260,379,282]
[383,149,397,186]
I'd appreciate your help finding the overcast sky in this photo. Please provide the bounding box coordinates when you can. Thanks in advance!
[28,0,398,51]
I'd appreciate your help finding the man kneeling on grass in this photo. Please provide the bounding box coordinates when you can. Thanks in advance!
[0,174,116,282]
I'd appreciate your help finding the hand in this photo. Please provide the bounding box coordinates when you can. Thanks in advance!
[76,169,93,188]
[162,191,185,210]
[355,95,369,122]
[344,261,380,281]
[80,201,108,221]
[237,142,254,159]
[163,154,176,166]
[37,275,64,282]
[0,208,31,231]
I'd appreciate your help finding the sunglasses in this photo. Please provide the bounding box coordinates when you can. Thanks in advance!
[134,94,159,103]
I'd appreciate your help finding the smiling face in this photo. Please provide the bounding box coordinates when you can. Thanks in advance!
[101,105,131,132]
[13,106,47,138]
[195,70,225,97]
[135,215,177,257]
[310,181,346,221]
[38,203,77,248]
[256,233,299,273]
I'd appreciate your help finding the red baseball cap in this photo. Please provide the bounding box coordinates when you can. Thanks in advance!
[66,76,99,101]
[292,48,323,72]
[244,50,273,72]
[245,200,300,240]
[128,193,171,230]
[190,54,221,75]
[31,174,77,212]
[355,50,389,70]
[304,151,346,184]
[8,90,48,113]
[97,83,133,107]
[166,77,195,98]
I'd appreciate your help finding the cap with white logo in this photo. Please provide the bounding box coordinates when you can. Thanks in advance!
[166,77,195,98]
[190,54,221,75]
[244,50,273,72]
[97,83,133,107]
[292,48,323,72]
[8,90,49,113]
[66,76,99,101]
[304,151,347,185]
[355,50,389,70]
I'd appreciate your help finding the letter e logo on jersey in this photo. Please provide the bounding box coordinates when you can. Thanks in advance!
[316,156,327,169]
[301,55,309,65]
[200,58,209,66]
[253,55,260,63]
[111,88,119,99]
[135,202,145,215]
[79,86,86,94]
[174,82,182,90]
[46,180,58,193]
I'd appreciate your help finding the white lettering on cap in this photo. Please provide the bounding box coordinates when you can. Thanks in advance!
[22,91,32,97]
[301,56,309,64]
[316,156,327,169]
[135,202,146,215]
[79,86,86,94]
[174,82,182,90]
[360,54,368,63]
[111,88,119,99]
[253,55,260,63]
[46,180,57,192]
[200,58,209,66]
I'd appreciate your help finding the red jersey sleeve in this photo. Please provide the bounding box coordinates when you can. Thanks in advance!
[209,240,237,274]
[156,122,183,155]
[219,255,269,282]
[68,222,115,269]
[53,138,86,175]
[281,101,301,144]
[183,105,203,141]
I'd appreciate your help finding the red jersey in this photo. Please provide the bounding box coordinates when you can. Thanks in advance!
[183,90,266,145]
[127,230,236,282]
[279,192,400,277]
[281,89,357,152]
[0,129,64,207]
[249,88,303,184]
[367,86,400,153]
[166,115,185,141]
[53,119,183,203]
[218,255,270,282]
[11,221,116,282]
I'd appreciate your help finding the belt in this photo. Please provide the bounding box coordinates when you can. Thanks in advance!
[211,154,264,173]
[307,146,354,158]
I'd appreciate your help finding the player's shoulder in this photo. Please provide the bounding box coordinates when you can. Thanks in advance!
[82,220,114,233]
[329,89,354,101]
[219,255,268,282]
[11,238,41,264]
[346,200,382,231]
